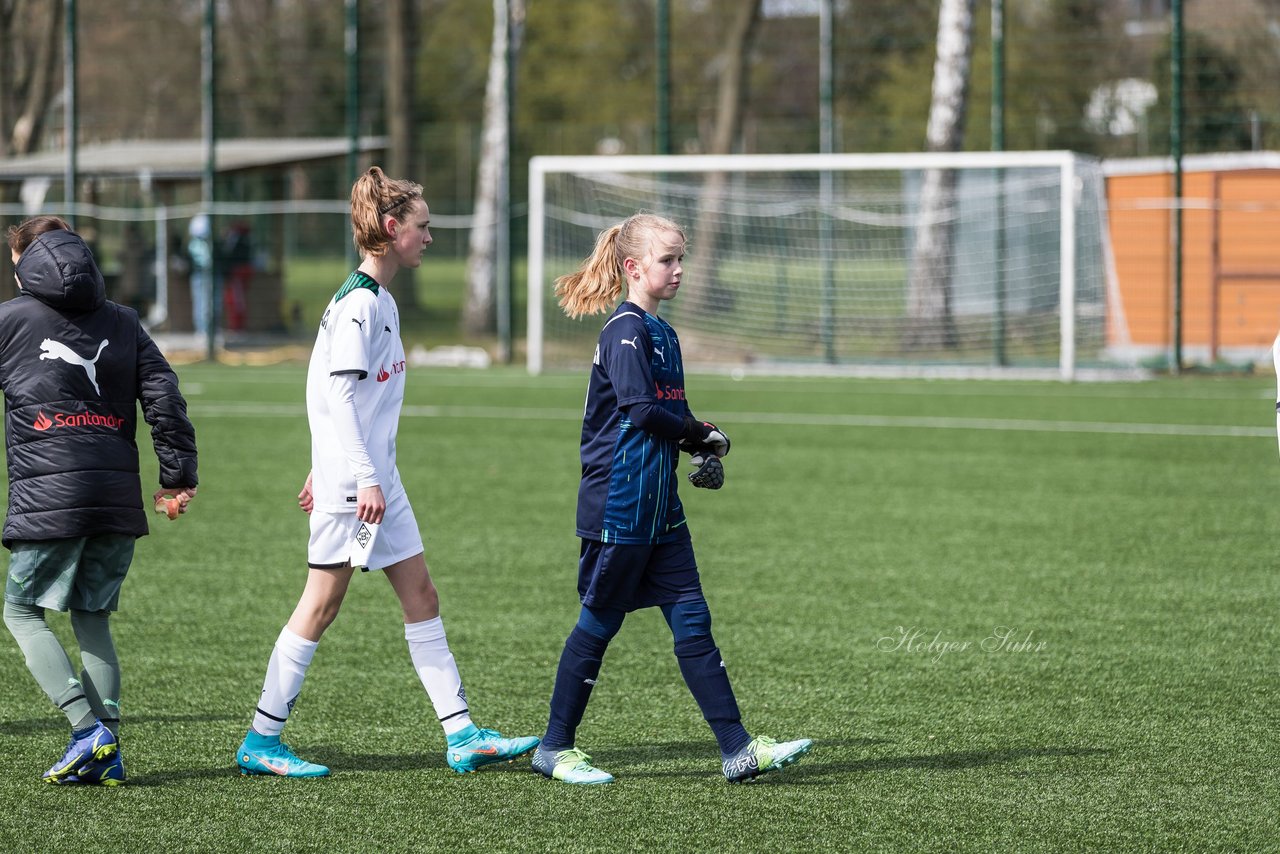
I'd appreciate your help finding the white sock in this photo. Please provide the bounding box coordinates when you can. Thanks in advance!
[251,626,318,737]
[404,617,472,735]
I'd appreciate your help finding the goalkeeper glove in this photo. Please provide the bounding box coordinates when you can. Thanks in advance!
[688,454,724,489]
[678,418,730,459]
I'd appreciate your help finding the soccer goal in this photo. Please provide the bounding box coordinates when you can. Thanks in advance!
[526,151,1137,380]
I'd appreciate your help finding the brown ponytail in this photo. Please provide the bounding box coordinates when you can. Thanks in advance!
[350,167,423,258]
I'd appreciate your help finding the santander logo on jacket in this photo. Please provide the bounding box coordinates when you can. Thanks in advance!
[29,336,123,431]
[33,410,125,432]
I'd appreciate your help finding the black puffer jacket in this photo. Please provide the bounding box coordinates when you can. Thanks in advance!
[0,229,198,546]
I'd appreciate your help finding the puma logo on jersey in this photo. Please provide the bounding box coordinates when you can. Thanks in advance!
[40,338,109,395]
[653,345,665,363]
[621,337,638,349]
[351,318,366,329]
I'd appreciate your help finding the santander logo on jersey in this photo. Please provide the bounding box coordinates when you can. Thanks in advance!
[33,409,125,432]
[376,360,407,382]
[654,381,685,401]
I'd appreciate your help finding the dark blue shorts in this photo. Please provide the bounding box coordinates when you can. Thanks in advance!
[577,533,703,612]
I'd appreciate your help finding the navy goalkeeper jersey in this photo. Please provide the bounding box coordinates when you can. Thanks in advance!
[576,301,692,544]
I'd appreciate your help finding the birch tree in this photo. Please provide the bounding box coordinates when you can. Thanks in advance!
[904,0,975,350]
[463,0,525,336]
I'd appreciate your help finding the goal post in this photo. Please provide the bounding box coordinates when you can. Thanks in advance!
[527,151,1134,380]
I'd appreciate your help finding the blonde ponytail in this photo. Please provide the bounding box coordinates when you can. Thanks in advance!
[554,225,626,319]
[554,213,685,319]
[350,166,423,258]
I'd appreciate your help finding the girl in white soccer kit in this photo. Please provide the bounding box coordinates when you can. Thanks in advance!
[235,167,539,777]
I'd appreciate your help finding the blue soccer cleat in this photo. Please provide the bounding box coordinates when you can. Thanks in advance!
[722,736,812,783]
[56,748,126,787]
[446,725,540,773]
[531,746,614,785]
[236,731,330,778]
[43,721,118,783]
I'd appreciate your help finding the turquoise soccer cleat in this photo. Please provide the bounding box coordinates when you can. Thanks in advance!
[446,726,540,773]
[531,746,614,785]
[236,731,330,778]
[56,748,126,787]
[722,736,813,783]
[43,721,118,783]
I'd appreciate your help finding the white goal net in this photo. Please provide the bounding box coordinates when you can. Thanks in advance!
[527,151,1136,380]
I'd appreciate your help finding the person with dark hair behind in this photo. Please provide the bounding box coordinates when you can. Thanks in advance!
[2,215,199,786]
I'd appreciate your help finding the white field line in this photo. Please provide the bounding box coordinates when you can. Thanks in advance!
[192,401,1272,439]
[205,367,1273,402]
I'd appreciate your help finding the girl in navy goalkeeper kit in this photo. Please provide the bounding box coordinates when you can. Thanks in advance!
[530,212,811,784]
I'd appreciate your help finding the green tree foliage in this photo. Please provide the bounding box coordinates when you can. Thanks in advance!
[74,0,351,142]
[4,0,1277,182]
[863,0,1123,153]
[1010,0,1120,153]
[1148,30,1253,153]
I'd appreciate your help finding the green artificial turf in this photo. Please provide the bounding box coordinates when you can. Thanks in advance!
[0,366,1275,851]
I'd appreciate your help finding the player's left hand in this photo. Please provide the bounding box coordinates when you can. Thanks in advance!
[356,484,386,524]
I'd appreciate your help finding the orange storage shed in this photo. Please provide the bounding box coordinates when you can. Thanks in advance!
[1104,152,1280,364]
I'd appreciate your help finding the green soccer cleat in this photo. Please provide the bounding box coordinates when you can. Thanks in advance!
[531,746,614,785]
[722,736,812,783]
[446,726,540,773]
[236,731,330,778]
[55,748,126,787]
[43,721,118,783]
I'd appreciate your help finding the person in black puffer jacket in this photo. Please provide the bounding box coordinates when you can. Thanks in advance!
[2,216,198,786]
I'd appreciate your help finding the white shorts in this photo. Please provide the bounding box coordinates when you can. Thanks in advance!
[307,488,424,571]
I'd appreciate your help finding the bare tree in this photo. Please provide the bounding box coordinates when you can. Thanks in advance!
[0,0,64,300]
[691,0,762,314]
[904,0,976,350]
[0,0,63,157]
[224,0,285,136]
[463,0,525,336]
